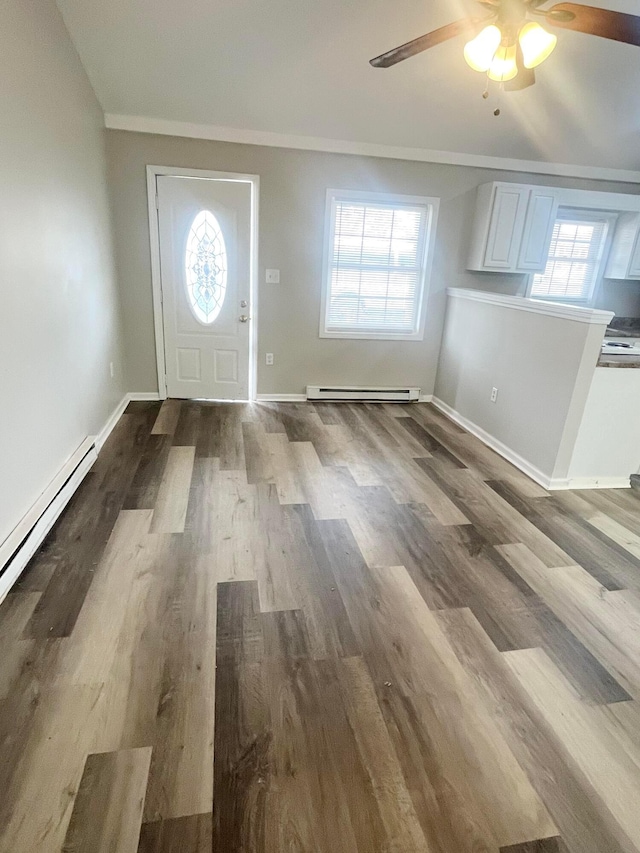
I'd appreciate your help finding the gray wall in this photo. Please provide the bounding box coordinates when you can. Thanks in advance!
[0,0,125,546]
[105,129,640,396]
[486,273,640,318]
[434,294,607,482]
[594,279,640,318]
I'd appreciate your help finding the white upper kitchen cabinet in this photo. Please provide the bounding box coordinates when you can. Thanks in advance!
[467,182,558,273]
[604,212,640,280]
[517,189,559,271]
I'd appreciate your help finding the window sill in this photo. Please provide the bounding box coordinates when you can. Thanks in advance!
[320,329,425,342]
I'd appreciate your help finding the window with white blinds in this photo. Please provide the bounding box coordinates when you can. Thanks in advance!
[321,191,437,340]
[530,214,611,302]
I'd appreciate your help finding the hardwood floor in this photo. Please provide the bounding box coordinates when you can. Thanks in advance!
[1,399,640,852]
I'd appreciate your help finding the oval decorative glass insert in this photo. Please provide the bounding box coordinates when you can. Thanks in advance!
[185,210,228,324]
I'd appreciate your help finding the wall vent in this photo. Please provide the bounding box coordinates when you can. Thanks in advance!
[306,385,420,402]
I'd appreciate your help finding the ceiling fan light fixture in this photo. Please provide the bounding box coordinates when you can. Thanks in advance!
[518,21,557,68]
[463,24,502,72]
[487,42,518,81]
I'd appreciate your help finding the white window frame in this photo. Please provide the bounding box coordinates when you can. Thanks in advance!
[319,189,439,341]
[526,207,617,306]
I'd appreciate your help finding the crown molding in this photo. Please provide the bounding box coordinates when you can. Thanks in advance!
[104,113,640,185]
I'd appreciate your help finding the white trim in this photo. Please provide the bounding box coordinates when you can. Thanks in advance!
[95,393,162,453]
[447,287,614,325]
[95,395,129,452]
[146,165,260,401]
[0,437,97,576]
[431,397,555,489]
[128,391,162,401]
[0,392,164,603]
[105,114,640,185]
[248,175,260,402]
[560,476,631,490]
[419,394,433,403]
[544,188,640,213]
[432,397,632,491]
[147,167,168,399]
[256,393,308,402]
[0,444,98,606]
[319,189,439,341]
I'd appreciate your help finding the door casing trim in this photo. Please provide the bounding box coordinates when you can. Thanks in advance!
[146,165,260,401]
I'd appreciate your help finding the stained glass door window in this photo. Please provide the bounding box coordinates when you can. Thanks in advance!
[185,210,228,324]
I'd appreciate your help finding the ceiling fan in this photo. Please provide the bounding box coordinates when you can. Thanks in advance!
[370,1,640,92]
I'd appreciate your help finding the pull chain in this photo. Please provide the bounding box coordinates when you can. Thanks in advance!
[481,73,503,116]
[494,83,503,117]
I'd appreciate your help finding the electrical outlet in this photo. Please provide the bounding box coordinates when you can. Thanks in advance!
[266,269,280,284]
[266,353,274,365]
[490,386,498,403]
[110,362,115,379]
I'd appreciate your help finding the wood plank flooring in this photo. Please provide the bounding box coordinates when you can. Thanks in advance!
[2,399,640,852]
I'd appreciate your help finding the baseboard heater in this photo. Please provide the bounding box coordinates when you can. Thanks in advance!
[306,385,420,402]
[0,438,97,605]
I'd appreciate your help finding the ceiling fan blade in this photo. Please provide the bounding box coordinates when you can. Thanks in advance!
[505,45,536,90]
[545,3,640,46]
[370,18,480,68]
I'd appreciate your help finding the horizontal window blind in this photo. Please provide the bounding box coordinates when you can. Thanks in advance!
[531,218,609,301]
[325,198,430,335]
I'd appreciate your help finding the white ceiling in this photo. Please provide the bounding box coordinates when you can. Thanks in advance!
[57,0,640,171]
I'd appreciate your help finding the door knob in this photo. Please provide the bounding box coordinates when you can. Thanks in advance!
[239,315,249,323]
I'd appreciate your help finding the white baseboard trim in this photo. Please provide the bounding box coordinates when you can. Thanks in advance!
[0,439,97,605]
[419,395,433,403]
[256,393,308,402]
[0,437,97,574]
[432,397,556,490]
[128,391,162,401]
[432,398,634,491]
[95,395,128,453]
[95,392,161,453]
[559,477,631,490]
[0,391,162,604]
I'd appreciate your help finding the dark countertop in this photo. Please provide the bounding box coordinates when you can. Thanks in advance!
[598,354,640,368]
[606,318,640,338]
[604,329,640,338]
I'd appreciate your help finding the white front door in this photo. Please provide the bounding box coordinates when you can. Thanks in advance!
[157,175,253,399]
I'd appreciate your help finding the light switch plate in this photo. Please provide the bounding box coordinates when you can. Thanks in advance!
[266,269,280,284]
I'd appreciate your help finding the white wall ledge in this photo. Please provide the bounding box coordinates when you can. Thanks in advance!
[447,288,614,325]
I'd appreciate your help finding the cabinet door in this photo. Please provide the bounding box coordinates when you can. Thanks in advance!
[517,191,558,271]
[483,186,529,269]
[605,212,640,280]
[628,230,640,278]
